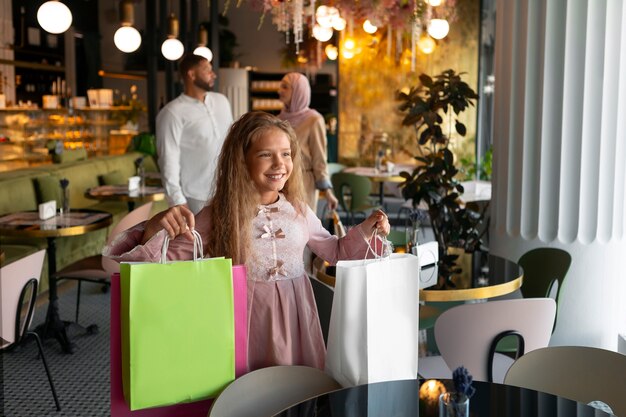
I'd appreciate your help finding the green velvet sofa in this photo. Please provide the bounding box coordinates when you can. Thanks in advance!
[0,152,167,293]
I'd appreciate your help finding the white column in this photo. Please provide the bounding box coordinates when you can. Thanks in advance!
[491,0,626,350]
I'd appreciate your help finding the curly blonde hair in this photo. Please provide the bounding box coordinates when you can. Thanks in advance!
[206,111,306,265]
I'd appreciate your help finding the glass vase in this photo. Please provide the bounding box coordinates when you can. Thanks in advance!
[61,187,70,215]
[439,392,469,417]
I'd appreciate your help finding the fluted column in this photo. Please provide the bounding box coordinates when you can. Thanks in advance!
[491,0,626,349]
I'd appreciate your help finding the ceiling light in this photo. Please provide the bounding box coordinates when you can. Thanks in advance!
[363,20,378,34]
[37,1,72,34]
[193,25,213,61]
[332,17,346,31]
[161,13,184,61]
[316,6,340,29]
[417,35,436,54]
[427,19,450,40]
[312,24,333,42]
[325,45,338,60]
[114,0,141,53]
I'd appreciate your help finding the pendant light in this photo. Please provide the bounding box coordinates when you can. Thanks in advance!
[114,0,142,53]
[161,13,184,61]
[192,25,213,61]
[37,0,73,34]
[427,19,450,40]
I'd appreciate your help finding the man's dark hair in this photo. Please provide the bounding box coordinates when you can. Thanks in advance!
[178,54,208,79]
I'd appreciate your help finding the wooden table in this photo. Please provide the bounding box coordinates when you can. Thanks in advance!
[85,184,165,211]
[343,167,405,206]
[0,209,112,353]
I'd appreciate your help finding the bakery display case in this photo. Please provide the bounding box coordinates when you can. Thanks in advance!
[0,107,136,171]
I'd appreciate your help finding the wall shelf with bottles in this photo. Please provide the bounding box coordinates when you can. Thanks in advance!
[0,107,138,172]
[249,72,285,114]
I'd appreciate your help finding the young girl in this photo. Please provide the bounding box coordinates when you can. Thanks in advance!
[104,111,390,371]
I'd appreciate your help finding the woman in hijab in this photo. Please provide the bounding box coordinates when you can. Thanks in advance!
[278,72,339,213]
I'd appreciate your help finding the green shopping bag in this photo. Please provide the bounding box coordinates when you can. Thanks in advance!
[119,231,235,410]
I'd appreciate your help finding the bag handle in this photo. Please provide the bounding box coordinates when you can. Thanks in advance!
[161,229,203,263]
[361,228,392,261]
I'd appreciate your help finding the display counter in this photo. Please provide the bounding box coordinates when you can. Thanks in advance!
[0,107,140,171]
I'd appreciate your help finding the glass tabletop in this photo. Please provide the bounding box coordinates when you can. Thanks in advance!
[420,252,523,301]
[275,379,614,417]
[0,209,112,238]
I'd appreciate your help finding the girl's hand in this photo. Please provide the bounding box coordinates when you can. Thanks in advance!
[359,209,390,240]
[141,205,195,244]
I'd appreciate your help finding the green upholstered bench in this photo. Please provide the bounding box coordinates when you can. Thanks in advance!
[0,152,167,293]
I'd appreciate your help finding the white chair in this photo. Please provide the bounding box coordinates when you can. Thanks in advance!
[208,366,341,417]
[504,346,626,417]
[418,298,556,383]
[54,202,153,323]
[0,250,61,411]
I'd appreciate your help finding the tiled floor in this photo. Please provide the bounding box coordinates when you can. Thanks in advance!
[2,283,110,417]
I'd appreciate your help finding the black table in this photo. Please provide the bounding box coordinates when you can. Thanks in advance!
[420,252,524,301]
[276,378,614,416]
[317,253,523,302]
[0,209,112,353]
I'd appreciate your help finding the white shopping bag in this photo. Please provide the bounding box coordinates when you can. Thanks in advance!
[325,253,420,387]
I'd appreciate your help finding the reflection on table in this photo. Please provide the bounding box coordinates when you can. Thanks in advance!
[85,184,165,211]
[275,378,613,417]
[0,209,112,353]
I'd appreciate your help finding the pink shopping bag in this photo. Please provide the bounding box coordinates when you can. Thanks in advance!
[110,266,248,416]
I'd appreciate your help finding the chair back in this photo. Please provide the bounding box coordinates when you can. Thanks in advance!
[101,202,153,274]
[0,250,46,348]
[209,365,341,417]
[504,346,626,417]
[434,298,556,382]
[331,172,373,213]
[309,277,334,345]
[327,162,346,177]
[518,247,571,302]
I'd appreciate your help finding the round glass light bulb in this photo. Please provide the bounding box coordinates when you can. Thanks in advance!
[193,46,213,62]
[342,49,355,59]
[417,35,436,54]
[325,44,338,60]
[332,17,346,31]
[428,0,443,6]
[344,38,356,50]
[312,24,333,42]
[315,6,332,27]
[37,1,73,34]
[427,19,450,40]
[327,7,340,27]
[161,38,184,61]
[363,20,378,34]
[114,26,142,53]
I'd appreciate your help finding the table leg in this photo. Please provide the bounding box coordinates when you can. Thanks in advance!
[127,201,135,211]
[35,237,99,353]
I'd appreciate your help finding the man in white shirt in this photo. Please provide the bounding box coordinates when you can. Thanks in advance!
[156,54,233,214]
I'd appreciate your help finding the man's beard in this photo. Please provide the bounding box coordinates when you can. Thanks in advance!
[194,79,213,92]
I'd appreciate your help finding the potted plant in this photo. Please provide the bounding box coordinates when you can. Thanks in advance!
[397,69,487,286]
